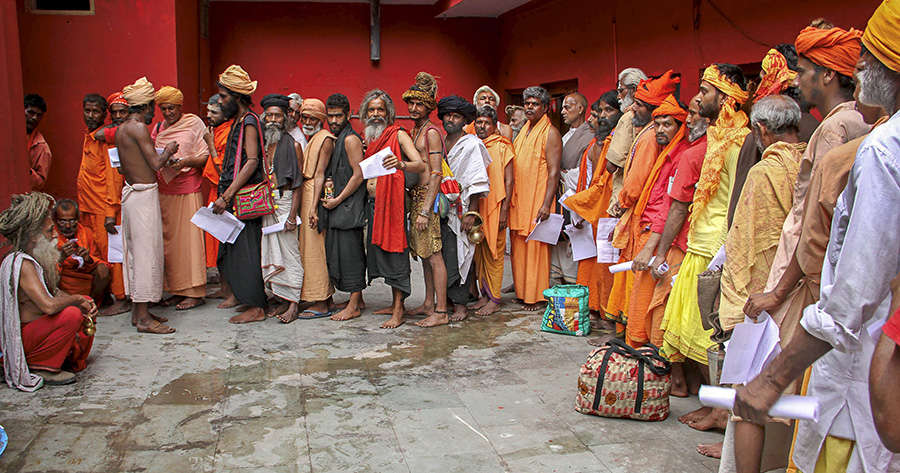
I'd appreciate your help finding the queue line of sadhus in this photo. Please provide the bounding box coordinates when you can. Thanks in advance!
[3,3,900,471]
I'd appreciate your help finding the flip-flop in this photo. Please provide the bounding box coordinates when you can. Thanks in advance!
[297,309,333,320]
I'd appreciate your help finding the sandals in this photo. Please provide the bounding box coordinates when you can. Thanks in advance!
[296,309,333,320]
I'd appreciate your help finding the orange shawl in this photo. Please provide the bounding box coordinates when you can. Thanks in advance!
[481,134,516,258]
[510,114,552,235]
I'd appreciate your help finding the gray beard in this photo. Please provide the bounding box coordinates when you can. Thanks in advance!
[264,123,283,148]
[31,236,60,293]
[365,120,386,142]
[859,63,900,114]
[302,124,321,136]
[632,112,651,128]
[620,95,634,113]
[688,120,709,142]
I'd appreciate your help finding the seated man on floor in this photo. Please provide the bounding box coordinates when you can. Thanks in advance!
[53,198,112,309]
[0,192,97,390]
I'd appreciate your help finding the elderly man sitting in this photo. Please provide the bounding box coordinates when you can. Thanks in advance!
[53,199,112,307]
[0,193,98,389]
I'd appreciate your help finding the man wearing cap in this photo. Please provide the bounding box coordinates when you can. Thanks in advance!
[258,94,304,323]
[152,86,213,312]
[115,77,179,334]
[298,98,336,318]
[214,65,269,324]
[108,92,129,125]
[736,2,900,472]
[419,95,490,327]
[463,85,513,140]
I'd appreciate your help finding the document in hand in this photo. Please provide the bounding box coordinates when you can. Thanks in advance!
[191,205,245,244]
[595,218,620,263]
[360,147,398,179]
[564,222,597,261]
[108,148,120,168]
[107,225,124,263]
[719,312,781,385]
[698,385,819,421]
[262,221,286,235]
[526,213,564,245]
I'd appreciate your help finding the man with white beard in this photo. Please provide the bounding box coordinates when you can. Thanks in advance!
[0,192,98,389]
[606,67,648,214]
[258,94,305,323]
[287,93,308,152]
[360,89,427,328]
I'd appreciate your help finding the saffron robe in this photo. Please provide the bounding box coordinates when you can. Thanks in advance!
[299,128,336,302]
[56,224,109,297]
[204,119,233,268]
[477,134,515,301]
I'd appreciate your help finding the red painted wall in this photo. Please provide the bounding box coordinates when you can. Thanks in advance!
[496,0,879,107]
[16,0,188,199]
[209,2,499,125]
[1,0,28,208]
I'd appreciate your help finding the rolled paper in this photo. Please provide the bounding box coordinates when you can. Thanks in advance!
[698,385,819,422]
[609,261,633,273]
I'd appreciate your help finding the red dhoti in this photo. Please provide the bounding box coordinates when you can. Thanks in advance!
[21,307,94,373]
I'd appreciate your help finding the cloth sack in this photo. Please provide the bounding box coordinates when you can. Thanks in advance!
[541,284,590,336]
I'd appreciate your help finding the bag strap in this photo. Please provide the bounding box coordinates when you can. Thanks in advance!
[232,112,266,183]
[591,347,616,411]
[607,338,671,376]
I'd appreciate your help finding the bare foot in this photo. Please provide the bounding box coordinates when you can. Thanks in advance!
[217,296,239,309]
[470,297,489,310]
[679,406,712,425]
[593,318,617,333]
[159,295,184,307]
[207,289,226,299]
[697,442,723,459]
[406,303,434,316]
[416,310,449,327]
[450,304,468,322]
[331,306,361,321]
[266,302,290,318]
[99,299,131,317]
[520,302,544,312]
[331,300,366,311]
[136,319,176,334]
[373,306,395,315]
[671,378,689,397]
[381,304,405,329]
[277,304,300,324]
[175,297,205,311]
[229,307,266,324]
[687,408,728,432]
[233,304,249,312]
[131,313,168,326]
[475,300,501,316]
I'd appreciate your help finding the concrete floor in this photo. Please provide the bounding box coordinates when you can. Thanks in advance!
[0,259,727,473]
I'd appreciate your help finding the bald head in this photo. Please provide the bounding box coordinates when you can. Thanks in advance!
[562,92,588,127]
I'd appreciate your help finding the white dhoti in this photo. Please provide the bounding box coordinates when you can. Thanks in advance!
[121,182,164,303]
[261,191,303,303]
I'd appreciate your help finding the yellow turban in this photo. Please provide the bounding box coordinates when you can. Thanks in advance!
[218,65,257,96]
[300,98,327,122]
[122,77,155,106]
[701,65,749,105]
[863,0,900,72]
[155,86,184,105]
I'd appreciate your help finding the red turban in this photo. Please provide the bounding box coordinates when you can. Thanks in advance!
[651,94,687,122]
[795,26,863,77]
[107,92,127,108]
[634,70,681,106]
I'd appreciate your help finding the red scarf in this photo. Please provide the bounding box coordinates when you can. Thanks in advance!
[370,124,407,253]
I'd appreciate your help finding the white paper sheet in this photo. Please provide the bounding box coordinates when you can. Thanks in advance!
[698,385,819,422]
[564,223,597,261]
[708,244,727,271]
[108,148,120,168]
[557,189,576,213]
[190,205,245,244]
[595,218,620,263]
[525,213,564,245]
[720,313,782,385]
[107,226,123,263]
[262,221,286,235]
[360,147,398,179]
[609,261,633,273]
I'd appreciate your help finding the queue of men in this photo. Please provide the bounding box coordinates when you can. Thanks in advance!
[2,2,900,471]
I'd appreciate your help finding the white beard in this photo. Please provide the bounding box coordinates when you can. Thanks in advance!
[620,95,634,113]
[264,123,283,148]
[365,122,386,142]
[302,124,321,136]
[688,120,709,142]
[858,63,899,114]
[31,235,61,293]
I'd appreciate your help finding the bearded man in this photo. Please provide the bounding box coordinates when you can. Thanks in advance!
[464,85,513,139]
[418,96,490,327]
[361,89,427,329]
[287,93,308,152]
[322,93,367,322]
[202,94,232,271]
[54,199,111,305]
[256,94,305,323]
[472,105,514,316]
[400,72,450,320]
[116,77,179,334]
[605,68,648,212]
[506,105,527,141]
[509,86,563,311]
[297,98,336,318]
[76,93,128,315]
[0,193,98,389]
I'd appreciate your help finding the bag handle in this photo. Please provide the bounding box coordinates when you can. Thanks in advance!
[232,111,266,183]
[606,338,671,376]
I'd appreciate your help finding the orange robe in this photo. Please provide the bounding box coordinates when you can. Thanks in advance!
[606,123,659,325]
[56,224,109,297]
[77,130,125,299]
[28,130,52,191]
[510,115,554,304]
[477,134,515,301]
[203,119,232,268]
[565,136,615,313]
[299,129,336,302]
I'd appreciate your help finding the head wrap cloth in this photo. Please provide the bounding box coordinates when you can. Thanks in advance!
[218,65,258,96]
[651,94,687,122]
[753,49,798,102]
[300,98,327,122]
[122,77,155,106]
[634,70,681,106]
[794,26,863,77]
[107,92,127,108]
[402,72,438,110]
[437,95,476,123]
[155,86,184,105]
[862,0,900,73]
[260,94,292,113]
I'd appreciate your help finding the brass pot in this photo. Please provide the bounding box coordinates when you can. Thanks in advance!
[82,317,96,337]
[463,211,484,244]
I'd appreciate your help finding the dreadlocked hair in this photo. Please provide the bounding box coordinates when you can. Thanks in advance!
[413,72,438,98]
[0,192,54,251]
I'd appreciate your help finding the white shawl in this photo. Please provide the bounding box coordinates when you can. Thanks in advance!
[445,134,491,283]
[0,252,47,392]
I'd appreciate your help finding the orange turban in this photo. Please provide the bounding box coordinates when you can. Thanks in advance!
[155,86,184,105]
[218,65,257,96]
[107,92,127,108]
[300,98,327,122]
[634,70,681,106]
[795,26,863,77]
[863,0,900,72]
[753,49,799,103]
[651,94,687,122]
[122,77,155,106]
